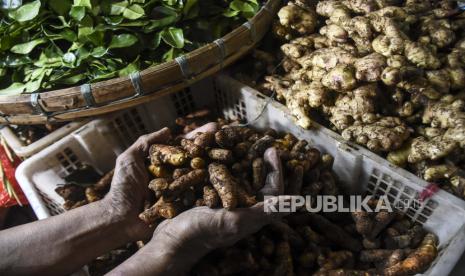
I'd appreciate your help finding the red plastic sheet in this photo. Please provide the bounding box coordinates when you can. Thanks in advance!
[0,145,27,207]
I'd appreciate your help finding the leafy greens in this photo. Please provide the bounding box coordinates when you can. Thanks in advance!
[0,0,261,95]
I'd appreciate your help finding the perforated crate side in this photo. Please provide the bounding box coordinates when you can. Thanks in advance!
[0,121,88,158]
[216,75,465,276]
[105,108,149,148]
[15,120,123,220]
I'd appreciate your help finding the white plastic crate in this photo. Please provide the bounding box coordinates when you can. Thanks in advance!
[0,121,88,158]
[16,75,465,276]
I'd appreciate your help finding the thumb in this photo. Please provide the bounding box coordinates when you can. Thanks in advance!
[259,147,284,198]
[129,127,172,155]
[184,122,218,139]
[236,196,297,232]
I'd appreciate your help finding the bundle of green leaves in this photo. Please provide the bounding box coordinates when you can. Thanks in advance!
[0,0,261,95]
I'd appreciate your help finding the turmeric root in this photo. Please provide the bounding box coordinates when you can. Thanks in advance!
[203,185,220,208]
[194,132,215,148]
[139,197,183,224]
[215,127,241,149]
[288,165,304,195]
[148,164,171,178]
[252,158,266,191]
[259,235,275,257]
[93,169,114,192]
[181,139,204,158]
[150,145,187,166]
[362,238,380,249]
[85,187,101,203]
[352,211,373,237]
[165,169,206,199]
[318,251,354,271]
[172,168,191,180]
[208,163,238,210]
[274,240,294,275]
[307,213,363,252]
[234,142,251,158]
[148,178,170,197]
[360,249,396,263]
[55,184,85,202]
[370,211,396,239]
[384,233,438,276]
[249,135,275,158]
[191,157,206,169]
[208,149,234,164]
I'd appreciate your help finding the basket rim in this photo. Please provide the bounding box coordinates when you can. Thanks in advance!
[0,0,282,124]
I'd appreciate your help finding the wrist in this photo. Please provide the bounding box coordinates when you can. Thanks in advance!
[143,238,193,274]
[145,233,209,274]
[98,198,151,242]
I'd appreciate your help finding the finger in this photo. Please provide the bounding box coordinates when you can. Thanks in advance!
[184,122,218,139]
[129,127,172,155]
[229,196,298,236]
[259,147,284,197]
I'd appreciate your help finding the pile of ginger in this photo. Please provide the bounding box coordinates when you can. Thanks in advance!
[248,0,465,198]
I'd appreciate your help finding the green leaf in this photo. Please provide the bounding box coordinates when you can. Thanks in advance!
[91,46,107,57]
[77,15,94,39]
[59,73,86,85]
[110,1,128,15]
[230,0,255,13]
[70,6,86,21]
[123,4,145,20]
[144,16,178,31]
[104,16,124,25]
[152,6,178,18]
[183,0,198,19]
[0,82,26,95]
[162,47,183,62]
[49,0,72,15]
[108,34,138,49]
[223,9,239,17]
[50,16,71,29]
[10,38,47,54]
[60,29,78,42]
[151,32,162,49]
[87,30,105,46]
[163,0,177,6]
[161,27,184,48]
[118,57,140,76]
[8,0,41,22]
[73,0,92,9]
[118,20,149,27]
[25,78,43,93]
[75,47,90,65]
[0,54,32,67]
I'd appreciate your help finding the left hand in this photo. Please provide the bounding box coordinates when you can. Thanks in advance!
[137,196,293,275]
[102,127,171,241]
[139,144,288,274]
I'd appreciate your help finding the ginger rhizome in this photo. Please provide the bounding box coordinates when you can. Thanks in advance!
[250,0,465,198]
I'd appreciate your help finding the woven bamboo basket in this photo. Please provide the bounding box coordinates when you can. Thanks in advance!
[0,0,282,125]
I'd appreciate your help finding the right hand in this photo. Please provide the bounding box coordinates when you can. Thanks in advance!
[141,124,288,273]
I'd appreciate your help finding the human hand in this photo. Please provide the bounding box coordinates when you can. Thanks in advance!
[102,127,171,241]
[141,142,286,274]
